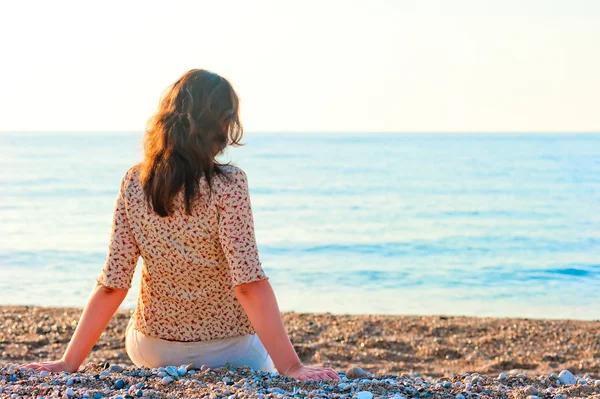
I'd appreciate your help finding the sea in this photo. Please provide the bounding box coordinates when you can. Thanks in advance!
[1,132,599,320]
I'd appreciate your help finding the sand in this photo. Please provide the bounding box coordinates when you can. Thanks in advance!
[1,306,599,398]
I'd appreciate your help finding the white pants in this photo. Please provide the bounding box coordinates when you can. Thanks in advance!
[125,318,276,372]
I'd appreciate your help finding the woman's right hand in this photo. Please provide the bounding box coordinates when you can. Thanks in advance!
[283,363,341,381]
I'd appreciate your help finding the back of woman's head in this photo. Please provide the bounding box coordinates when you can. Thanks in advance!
[139,69,243,217]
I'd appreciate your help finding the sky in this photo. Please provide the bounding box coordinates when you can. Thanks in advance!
[0,0,599,133]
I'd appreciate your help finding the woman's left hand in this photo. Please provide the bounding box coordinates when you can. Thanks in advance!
[21,359,74,373]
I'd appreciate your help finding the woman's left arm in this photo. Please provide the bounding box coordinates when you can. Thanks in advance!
[25,171,140,372]
[23,284,128,372]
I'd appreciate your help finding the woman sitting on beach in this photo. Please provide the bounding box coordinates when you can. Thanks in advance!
[24,69,340,382]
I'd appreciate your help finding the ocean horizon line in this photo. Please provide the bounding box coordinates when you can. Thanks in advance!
[1,130,599,135]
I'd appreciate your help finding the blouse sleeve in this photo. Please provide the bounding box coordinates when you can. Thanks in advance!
[218,169,268,287]
[97,172,140,290]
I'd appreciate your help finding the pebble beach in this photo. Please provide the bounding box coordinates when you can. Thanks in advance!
[1,306,600,398]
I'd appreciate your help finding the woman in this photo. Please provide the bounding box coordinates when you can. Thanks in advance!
[24,69,340,382]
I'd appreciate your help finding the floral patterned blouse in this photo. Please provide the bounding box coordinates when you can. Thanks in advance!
[97,164,269,342]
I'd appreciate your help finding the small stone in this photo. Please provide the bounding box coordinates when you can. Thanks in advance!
[269,388,285,394]
[522,386,538,395]
[158,371,167,378]
[595,380,600,387]
[66,389,75,397]
[94,393,103,399]
[356,391,373,399]
[177,367,187,376]
[346,367,367,380]
[443,381,452,388]
[517,373,527,379]
[110,365,124,373]
[228,395,236,399]
[115,379,125,389]
[189,370,196,375]
[136,389,143,397]
[526,396,539,399]
[558,370,576,385]
[200,365,210,372]
[185,363,195,371]
[66,379,74,386]
[165,366,179,377]
[40,371,49,377]
[456,395,465,399]
[162,376,174,385]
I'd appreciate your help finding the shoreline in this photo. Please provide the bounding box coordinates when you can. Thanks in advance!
[2,306,600,398]
[1,306,599,378]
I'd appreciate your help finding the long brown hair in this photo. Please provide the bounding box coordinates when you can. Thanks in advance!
[139,69,243,217]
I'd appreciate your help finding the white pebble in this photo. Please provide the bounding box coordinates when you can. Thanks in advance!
[40,371,49,377]
[558,370,577,385]
[356,391,373,399]
[595,380,600,387]
[162,376,174,385]
[498,373,506,380]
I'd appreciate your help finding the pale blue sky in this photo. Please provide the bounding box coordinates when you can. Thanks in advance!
[0,0,598,132]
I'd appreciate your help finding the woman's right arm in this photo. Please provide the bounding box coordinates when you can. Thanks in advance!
[235,279,340,381]
[218,168,338,381]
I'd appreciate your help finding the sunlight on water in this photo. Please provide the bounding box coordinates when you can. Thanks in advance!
[1,132,599,319]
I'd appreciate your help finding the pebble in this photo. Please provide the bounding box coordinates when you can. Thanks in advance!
[93,393,103,399]
[498,373,506,380]
[165,366,179,377]
[595,380,600,387]
[558,369,577,385]
[185,363,196,371]
[114,379,125,389]
[66,379,74,386]
[346,367,367,380]
[162,376,174,385]
[40,371,49,377]
[456,395,465,399]
[66,388,75,397]
[110,365,124,373]
[356,391,373,399]
[177,366,187,376]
